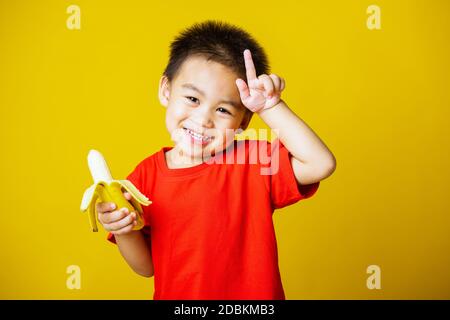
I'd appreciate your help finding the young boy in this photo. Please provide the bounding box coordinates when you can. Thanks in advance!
[98,20,336,300]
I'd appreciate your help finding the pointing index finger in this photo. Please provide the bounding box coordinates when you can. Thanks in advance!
[244,49,257,82]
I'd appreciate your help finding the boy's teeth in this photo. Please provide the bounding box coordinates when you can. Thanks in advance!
[185,128,211,141]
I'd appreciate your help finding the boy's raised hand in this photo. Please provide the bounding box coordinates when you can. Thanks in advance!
[235,49,285,113]
[96,191,138,235]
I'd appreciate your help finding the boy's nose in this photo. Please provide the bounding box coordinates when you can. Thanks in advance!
[190,106,214,128]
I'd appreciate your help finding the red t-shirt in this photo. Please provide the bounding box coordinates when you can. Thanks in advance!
[107,139,319,300]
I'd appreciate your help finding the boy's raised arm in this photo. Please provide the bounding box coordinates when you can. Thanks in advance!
[235,49,336,185]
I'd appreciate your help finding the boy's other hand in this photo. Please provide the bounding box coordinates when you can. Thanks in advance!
[235,49,285,114]
[96,191,138,235]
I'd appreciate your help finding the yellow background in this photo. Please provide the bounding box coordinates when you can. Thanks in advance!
[1,0,449,299]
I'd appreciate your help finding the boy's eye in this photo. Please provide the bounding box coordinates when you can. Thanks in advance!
[185,96,199,104]
[217,107,232,115]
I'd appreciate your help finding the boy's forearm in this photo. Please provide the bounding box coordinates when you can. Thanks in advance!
[114,230,154,277]
[258,100,335,168]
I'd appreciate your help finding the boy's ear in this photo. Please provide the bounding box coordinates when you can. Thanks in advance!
[158,76,171,107]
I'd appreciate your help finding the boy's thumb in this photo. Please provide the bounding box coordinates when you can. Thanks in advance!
[123,191,132,201]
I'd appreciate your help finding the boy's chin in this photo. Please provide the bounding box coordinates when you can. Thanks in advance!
[176,140,218,161]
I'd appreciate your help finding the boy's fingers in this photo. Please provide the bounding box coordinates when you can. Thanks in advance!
[259,74,274,97]
[99,208,128,224]
[111,220,137,236]
[236,78,250,101]
[280,77,285,91]
[104,212,136,232]
[96,202,116,213]
[269,74,281,91]
[243,49,257,82]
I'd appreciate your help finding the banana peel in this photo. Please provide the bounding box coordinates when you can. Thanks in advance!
[80,150,152,232]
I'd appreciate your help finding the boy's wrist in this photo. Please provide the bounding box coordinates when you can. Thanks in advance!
[114,229,143,240]
[256,99,284,117]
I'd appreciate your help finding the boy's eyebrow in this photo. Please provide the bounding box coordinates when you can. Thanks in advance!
[181,83,241,109]
[182,83,206,96]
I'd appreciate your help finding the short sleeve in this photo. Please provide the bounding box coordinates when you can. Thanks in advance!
[268,138,320,210]
[106,163,151,246]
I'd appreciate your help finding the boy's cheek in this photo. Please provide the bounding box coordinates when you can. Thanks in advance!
[166,104,188,127]
[214,130,235,150]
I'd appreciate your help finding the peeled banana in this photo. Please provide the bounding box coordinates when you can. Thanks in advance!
[80,150,151,232]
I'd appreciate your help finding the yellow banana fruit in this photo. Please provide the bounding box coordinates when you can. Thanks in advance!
[80,150,152,232]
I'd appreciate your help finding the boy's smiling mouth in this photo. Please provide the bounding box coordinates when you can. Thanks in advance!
[183,127,213,145]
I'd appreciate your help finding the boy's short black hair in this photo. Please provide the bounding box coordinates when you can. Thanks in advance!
[163,20,269,121]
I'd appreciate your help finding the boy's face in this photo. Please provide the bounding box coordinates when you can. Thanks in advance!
[159,55,251,161]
